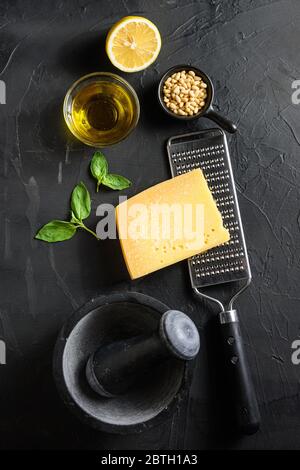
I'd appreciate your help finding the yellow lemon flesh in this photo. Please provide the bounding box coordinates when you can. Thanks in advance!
[106,16,161,73]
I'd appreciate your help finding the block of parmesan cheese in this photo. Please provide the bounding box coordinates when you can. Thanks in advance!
[116,169,229,279]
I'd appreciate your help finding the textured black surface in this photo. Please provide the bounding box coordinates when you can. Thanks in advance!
[0,0,300,450]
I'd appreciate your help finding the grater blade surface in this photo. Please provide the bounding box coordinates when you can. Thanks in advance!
[167,129,251,289]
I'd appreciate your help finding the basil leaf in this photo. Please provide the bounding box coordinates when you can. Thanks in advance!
[35,220,77,243]
[70,211,79,224]
[90,151,108,192]
[102,174,132,190]
[71,181,91,221]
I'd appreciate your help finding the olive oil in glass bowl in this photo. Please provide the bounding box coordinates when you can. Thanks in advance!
[63,72,140,147]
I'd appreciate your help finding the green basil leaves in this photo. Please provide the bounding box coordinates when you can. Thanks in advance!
[102,173,132,190]
[35,151,132,244]
[35,220,77,243]
[35,182,98,243]
[71,181,91,220]
[90,151,109,192]
[90,151,131,192]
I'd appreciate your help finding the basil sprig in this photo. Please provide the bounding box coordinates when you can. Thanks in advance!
[90,151,131,192]
[35,182,98,243]
[35,220,77,243]
[35,152,132,243]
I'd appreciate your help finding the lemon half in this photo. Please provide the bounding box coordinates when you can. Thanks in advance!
[106,16,161,73]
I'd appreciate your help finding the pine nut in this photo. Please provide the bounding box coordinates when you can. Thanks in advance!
[162,69,208,117]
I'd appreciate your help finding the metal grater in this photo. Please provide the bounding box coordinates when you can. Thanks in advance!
[167,129,260,435]
[167,128,251,303]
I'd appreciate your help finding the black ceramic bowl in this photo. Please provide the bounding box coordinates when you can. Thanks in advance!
[158,64,237,133]
[53,292,191,434]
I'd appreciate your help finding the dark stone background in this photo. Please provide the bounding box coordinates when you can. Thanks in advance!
[0,0,300,450]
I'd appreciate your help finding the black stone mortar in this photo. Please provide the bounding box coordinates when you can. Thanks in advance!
[53,292,192,434]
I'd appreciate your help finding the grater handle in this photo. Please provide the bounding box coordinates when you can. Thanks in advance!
[219,310,261,435]
[205,109,237,134]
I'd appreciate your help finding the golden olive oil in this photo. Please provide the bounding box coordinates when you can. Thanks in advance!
[70,81,138,146]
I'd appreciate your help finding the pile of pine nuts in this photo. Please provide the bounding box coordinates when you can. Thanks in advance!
[162,70,208,116]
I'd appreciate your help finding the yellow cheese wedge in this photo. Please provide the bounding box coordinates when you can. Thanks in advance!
[116,169,230,279]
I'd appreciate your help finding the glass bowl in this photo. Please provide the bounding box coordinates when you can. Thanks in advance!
[63,72,140,147]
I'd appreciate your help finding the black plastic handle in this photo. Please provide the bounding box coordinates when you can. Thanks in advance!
[219,314,260,435]
[205,109,237,134]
